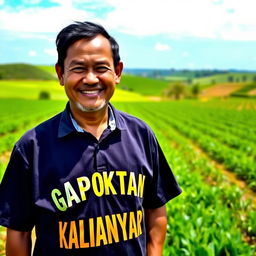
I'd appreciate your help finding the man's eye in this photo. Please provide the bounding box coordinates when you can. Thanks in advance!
[70,67,85,73]
[96,66,110,73]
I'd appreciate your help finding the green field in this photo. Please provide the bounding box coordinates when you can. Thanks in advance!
[165,71,256,86]
[231,83,256,98]
[1,64,256,98]
[0,80,148,101]
[0,64,255,255]
[119,74,169,96]
[0,96,255,255]
[0,63,54,80]
[194,73,256,86]
[37,65,56,76]
[37,65,170,96]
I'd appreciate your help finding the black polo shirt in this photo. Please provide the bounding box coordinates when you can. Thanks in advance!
[0,103,181,256]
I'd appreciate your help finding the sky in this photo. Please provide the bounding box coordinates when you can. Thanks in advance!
[0,0,256,70]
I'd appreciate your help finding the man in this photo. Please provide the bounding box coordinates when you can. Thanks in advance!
[0,21,181,255]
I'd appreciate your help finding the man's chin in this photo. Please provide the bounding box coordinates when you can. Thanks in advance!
[76,101,107,113]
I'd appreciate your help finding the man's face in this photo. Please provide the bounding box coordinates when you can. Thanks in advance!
[56,35,122,114]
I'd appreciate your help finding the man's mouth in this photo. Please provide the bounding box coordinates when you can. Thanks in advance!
[79,89,103,96]
[81,90,100,94]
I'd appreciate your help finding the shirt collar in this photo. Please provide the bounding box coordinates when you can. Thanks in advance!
[70,105,116,133]
[58,103,120,138]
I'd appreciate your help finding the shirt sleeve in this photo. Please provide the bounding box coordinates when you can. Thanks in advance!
[0,145,35,231]
[143,134,182,209]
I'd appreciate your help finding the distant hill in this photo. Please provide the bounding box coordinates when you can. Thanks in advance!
[200,83,245,98]
[124,68,229,80]
[0,63,54,80]
[37,65,57,77]
[2,64,256,98]
[38,66,169,96]
[119,75,169,96]
[231,83,256,98]
[194,73,256,86]
[0,80,148,101]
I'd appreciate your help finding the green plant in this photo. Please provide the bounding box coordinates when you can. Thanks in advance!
[163,82,186,100]
[39,91,51,100]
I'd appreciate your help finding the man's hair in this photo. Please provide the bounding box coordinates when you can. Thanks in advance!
[56,21,120,72]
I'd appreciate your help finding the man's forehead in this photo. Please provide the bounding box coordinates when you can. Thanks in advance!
[64,35,113,65]
[70,35,111,50]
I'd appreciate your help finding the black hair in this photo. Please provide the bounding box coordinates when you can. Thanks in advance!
[56,21,120,72]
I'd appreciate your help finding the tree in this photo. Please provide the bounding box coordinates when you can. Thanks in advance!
[187,78,193,85]
[227,76,234,83]
[242,75,247,82]
[39,91,51,100]
[164,82,186,100]
[191,84,200,98]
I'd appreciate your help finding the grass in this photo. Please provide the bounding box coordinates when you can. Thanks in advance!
[0,80,148,102]
[0,98,255,255]
[231,83,256,97]
[164,76,188,82]
[37,66,170,97]
[194,73,256,86]
[0,63,54,80]
[37,65,56,77]
[0,80,66,100]
[119,74,169,96]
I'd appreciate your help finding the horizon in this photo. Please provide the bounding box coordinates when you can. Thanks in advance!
[0,1,256,71]
[1,63,256,73]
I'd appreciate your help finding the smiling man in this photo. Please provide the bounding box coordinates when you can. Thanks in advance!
[0,21,181,256]
[55,32,123,139]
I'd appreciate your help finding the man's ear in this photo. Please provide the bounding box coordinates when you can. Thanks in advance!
[114,61,123,84]
[55,64,64,86]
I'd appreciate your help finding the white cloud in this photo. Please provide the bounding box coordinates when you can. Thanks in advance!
[44,48,57,57]
[23,0,42,4]
[182,52,190,58]
[28,50,37,57]
[0,3,95,33]
[154,43,171,51]
[102,0,256,41]
[0,0,256,41]
[18,33,55,42]
[0,0,4,5]
[187,62,196,69]
[211,0,224,5]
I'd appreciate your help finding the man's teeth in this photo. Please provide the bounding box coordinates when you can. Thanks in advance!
[81,90,99,94]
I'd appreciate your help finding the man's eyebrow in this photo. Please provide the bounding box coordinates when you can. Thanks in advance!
[69,60,85,67]
[94,60,111,65]
[68,60,111,67]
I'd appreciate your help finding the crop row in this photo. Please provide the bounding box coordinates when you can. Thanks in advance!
[1,99,254,188]
[198,98,256,112]
[161,101,256,142]
[176,111,256,144]
[150,104,256,157]
[0,99,255,255]
[138,103,256,190]
[115,102,255,255]
[0,99,64,136]
[0,113,60,155]
[184,100,256,129]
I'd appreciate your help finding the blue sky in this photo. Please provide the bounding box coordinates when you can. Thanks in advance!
[0,0,256,70]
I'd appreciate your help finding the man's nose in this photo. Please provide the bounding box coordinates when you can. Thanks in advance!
[82,71,99,85]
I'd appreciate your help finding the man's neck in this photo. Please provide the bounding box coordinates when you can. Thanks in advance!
[70,104,109,140]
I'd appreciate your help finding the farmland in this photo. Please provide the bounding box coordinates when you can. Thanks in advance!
[0,63,255,255]
[0,96,255,255]
[0,80,148,102]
